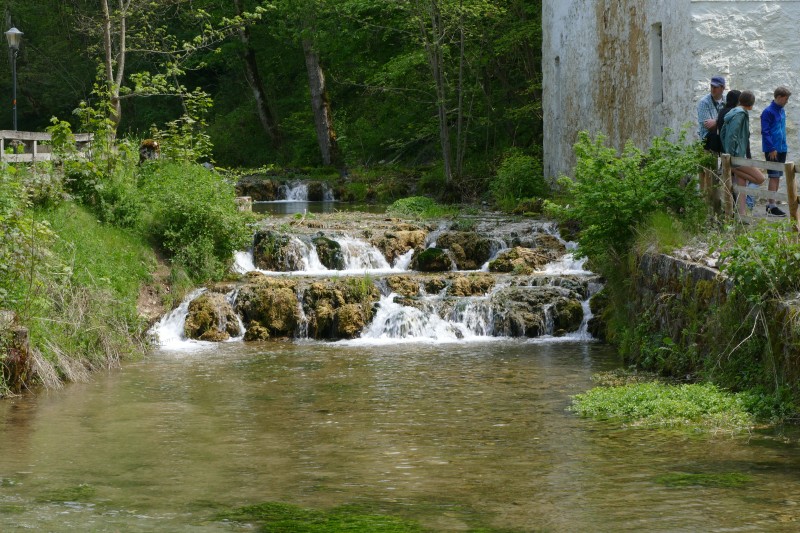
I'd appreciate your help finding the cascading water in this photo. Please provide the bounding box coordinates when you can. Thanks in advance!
[148,288,208,349]
[280,181,309,201]
[165,215,603,346]
[335,236,392,270]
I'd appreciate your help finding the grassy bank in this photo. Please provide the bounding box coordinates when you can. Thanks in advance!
[0,153,251,394]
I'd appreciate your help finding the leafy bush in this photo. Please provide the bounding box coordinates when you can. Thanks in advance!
[138,162,250,281]
[551,131,707,270]
[386,195,458,218]
[717,222,800,301]
[0,165,56,310]
[490,148,547,210]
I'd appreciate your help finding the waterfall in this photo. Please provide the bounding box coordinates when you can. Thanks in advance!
[393,249,415,271]
[564,281,602,341]
[333,236,392,271]
[353,294,497,344]
[148,289,209,349]
[280,181,309,201]
[233,250,256,274]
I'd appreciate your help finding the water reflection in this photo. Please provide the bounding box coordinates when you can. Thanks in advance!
[0,341,800,531]
[253,201,386,216]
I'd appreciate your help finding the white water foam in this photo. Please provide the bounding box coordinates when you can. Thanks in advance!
[148,289,216,351]
[344,293,500,345]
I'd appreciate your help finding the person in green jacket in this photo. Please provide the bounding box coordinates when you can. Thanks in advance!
[720,90,765,215]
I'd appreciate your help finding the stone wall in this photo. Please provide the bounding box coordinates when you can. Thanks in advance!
[624,252,800,388]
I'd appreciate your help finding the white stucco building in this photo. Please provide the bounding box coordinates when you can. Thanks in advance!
[543,0,800,179]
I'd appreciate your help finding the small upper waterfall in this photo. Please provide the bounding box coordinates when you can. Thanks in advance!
[280,181,309,201]
[277,181,335,202]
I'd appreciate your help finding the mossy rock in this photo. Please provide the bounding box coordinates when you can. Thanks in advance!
[235,176,281,201]
[252,230,299,271]
[424,277,448,294]
[490,286,577,337]
[184,293,241,342]
[244,321,270,341]
[372,230,427,265]
[488,246,551,273]
[302,279,380,339]
[449,274,495,297]
[312,235,344,270]
[335,303,371,338]
[436,232,492,270]
[386,275,421,298]
[307,181,327,201]
[237,279,301,338]
[412,248,453,272]
[552,298,584,336]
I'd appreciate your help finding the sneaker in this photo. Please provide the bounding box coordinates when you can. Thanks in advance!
[766,205,787,217]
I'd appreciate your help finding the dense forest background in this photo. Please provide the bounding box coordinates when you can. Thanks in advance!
[0,0,540,192]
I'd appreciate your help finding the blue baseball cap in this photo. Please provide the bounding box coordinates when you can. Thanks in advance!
[711,76,726,87]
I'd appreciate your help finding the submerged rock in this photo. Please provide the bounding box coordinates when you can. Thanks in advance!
[184,293,241,342]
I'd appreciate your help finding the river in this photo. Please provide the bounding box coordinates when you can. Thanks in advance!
[1,339,799,531]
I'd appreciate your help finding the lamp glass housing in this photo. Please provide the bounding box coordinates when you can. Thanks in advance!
[5,27,22,50]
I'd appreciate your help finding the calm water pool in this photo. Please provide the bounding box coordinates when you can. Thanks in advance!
[1,340,799,531]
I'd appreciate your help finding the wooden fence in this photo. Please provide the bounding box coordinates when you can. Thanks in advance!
[701,154,800,230]
[0,130,92,163]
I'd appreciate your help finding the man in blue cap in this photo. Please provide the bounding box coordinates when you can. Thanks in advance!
[698,76,726,145]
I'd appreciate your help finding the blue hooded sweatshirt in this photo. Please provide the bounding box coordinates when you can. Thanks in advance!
[761,100,787,153]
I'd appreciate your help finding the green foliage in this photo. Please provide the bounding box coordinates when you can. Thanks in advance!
[717,223,800,301]
[570,382,755,431]
[552,131,706,272]
[216,501,424,532]
[138,161,250,281]
[386,196,459,218]
[0,166,57,312]
[490,148,547,211]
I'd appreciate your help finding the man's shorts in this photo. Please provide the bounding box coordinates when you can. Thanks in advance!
[764,151,787,178]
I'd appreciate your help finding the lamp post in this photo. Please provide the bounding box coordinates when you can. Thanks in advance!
[5,27,22,131]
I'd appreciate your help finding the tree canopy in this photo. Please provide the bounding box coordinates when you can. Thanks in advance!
[0,0,541,180]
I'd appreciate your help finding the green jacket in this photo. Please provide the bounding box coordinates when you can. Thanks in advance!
[720,106,750,158]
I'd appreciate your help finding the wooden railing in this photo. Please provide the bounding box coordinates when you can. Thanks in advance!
[701,154,799,230]
[0,130,92,163]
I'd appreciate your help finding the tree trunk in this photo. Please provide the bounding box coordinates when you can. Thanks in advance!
[233,0,281,146]
[417,0,452,183]
[302,38,339,167]
[100,0,125,130]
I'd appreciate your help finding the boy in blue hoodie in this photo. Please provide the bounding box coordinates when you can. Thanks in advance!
[761,86,792,217]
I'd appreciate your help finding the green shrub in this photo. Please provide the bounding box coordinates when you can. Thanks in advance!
[490,147,547,210]
[717,222,800,301]
[551,131,706,272]
[138,161,250,281]
[386,196,458,218]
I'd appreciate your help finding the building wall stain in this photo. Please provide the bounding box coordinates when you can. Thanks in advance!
[594,0,649,152]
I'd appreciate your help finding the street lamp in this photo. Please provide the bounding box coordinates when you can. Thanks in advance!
[5,27,22,131]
